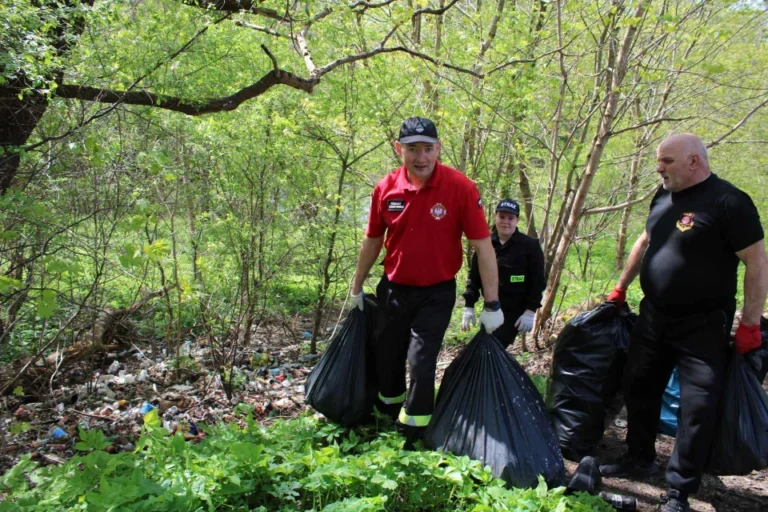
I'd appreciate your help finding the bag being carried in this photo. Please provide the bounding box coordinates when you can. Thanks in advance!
[546,302,636,461]
[304,298,377,426]
[424,331,565,490]
[705,350,768,475]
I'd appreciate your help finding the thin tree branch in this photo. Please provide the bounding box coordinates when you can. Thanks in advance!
[180,0,291,20]
[609,117,692,137]
[56,70,316,116]
[316,45,482,78]
[707,95,768,149]
[582,185,657,215]
[234,21,291,38]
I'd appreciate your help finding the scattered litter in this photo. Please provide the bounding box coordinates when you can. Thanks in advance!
[107,360,121,374]
[139,402,155,414]
[49,427,67,439]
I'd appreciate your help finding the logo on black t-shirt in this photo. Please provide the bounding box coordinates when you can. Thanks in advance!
[676,212,695,232]
[387,200,406,212]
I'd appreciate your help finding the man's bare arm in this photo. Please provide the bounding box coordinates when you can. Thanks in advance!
[468,237,498,302]
[352,236,384,295]
[736,239,768,325]
[616,230,649,290]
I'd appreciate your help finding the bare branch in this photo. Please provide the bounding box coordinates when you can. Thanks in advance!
[180,0,291,20]
[234,21,292,38]
[350,0,396,12]
[56,69,316,116]
[707,95,768,149]
[316,45,482,78]
[582,185,657,215]
[608,117,692,137]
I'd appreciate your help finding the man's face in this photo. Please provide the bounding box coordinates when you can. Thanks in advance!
[656,141,694,192]
[495,211,519,238]
[395,141,441,182]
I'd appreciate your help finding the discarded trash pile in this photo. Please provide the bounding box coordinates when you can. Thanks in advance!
[1,324,324,473]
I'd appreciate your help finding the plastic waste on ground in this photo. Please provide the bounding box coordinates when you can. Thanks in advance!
[705,350,768,475]
[658,366,680,437]
[304,295,377,427]
[424,331,565,490]
[546,302,637,461]
[599,492,637,511]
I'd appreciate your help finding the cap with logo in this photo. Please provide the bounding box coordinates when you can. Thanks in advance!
[496,198,520,216]
[399,117,439,144]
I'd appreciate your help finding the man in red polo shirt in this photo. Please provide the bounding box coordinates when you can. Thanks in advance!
[350,117,503,442]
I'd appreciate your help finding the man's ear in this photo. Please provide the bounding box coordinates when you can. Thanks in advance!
[394,140,403,157]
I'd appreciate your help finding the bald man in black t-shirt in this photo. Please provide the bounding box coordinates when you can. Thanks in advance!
[599,134,768,512]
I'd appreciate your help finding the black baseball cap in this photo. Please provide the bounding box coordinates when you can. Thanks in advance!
[496,198,520,216]
[398,117,439,144]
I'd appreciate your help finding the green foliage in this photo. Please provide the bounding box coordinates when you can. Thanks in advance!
[1,414,613,511]
[74,427,112,452]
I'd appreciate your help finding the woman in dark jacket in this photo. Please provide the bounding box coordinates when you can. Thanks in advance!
[461,198,546,348]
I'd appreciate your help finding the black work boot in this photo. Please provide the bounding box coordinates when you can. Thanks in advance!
[395,421,425,451]
[658,489,689,512]
[599,452,659,479]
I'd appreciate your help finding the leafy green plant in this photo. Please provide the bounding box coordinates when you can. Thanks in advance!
[1,413,614,511]
[73,427,112,452]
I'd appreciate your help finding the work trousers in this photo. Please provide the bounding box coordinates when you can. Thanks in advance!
[494,308,523,349]
[375,276,455,425]
[623,298,732,494]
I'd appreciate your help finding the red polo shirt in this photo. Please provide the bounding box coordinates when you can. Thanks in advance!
[366,162,490,286]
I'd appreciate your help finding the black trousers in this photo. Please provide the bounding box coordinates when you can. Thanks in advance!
[493,307,526,349]
[374,276,456,420]
[623,298,732,493]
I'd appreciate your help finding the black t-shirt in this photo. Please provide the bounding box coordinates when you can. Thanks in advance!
[640,174,764,314]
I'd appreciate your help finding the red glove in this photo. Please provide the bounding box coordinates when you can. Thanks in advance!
[735,323,761,354]
[606,287,626,305]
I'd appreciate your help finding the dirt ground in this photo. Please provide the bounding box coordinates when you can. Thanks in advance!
[1,315,766,511]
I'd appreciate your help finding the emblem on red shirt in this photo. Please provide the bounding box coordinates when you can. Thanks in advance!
[430,202,447,220]
[676,212,695,232]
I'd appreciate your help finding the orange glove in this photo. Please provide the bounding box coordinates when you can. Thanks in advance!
[735,323,761,354]
[606,287,626,305]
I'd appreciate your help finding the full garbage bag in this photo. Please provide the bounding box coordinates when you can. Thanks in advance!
[660,316,768,439]
[304,296,377,426]
[546,302,636,461]
[705,350,768,475]
[424,331,565,489]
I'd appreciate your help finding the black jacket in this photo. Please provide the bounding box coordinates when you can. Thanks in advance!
[463,229,546,313]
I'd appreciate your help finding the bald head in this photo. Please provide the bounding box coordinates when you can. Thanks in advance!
[656,133,711,192]
[659,133,709,170]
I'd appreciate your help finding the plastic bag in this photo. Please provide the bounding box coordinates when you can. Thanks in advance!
[658,367,680,437]
[545,302,637,461]
[424,331,565,489]
[705,350,768,475]
[304,297,377,426]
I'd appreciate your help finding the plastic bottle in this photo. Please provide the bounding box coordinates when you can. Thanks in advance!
[599,492,637,511]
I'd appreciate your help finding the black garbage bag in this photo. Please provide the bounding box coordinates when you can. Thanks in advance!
[705,350,768,475]
[424,331,565,490]
[304,296,377,427]
[546,302,637,461]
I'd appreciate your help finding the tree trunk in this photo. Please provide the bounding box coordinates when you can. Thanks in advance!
[538,0,650,332]
[0,82,48,194]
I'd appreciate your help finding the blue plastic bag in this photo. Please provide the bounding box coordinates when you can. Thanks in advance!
[658,367,680,437]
